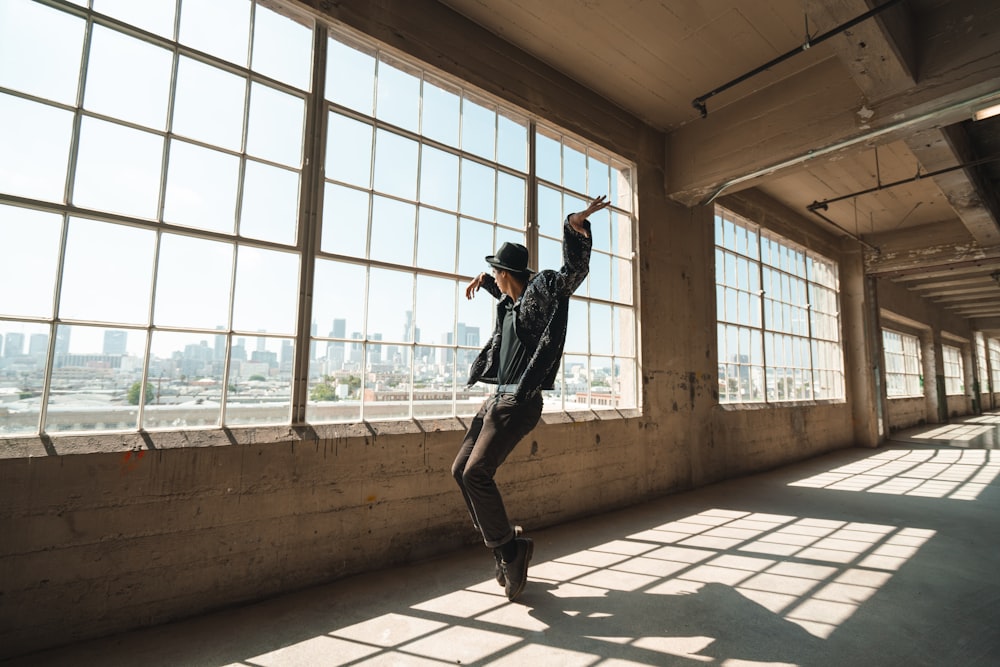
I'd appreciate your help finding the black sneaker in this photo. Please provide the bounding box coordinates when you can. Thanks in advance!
[494,526,523,587]
[502,537,534,602]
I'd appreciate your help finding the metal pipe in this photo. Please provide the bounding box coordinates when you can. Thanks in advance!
[691,0,906,118]
[807,153,1000,211]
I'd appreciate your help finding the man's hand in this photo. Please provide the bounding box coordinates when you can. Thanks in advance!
[465,272,488,300]
[568,195,610,236]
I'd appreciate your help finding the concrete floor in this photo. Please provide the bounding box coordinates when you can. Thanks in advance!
[5,414,1000,667]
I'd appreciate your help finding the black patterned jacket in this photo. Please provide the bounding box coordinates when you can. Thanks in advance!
[467,218,592,401]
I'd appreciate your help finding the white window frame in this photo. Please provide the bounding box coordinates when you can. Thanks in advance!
[882,329,923,398]
[714,206,845,405]
[942,344,964,396]
[0,0,641,438]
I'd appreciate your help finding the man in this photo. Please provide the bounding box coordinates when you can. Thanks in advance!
[452,195,610,602]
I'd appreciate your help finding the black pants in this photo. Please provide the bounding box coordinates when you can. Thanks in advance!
[451,392,543,548]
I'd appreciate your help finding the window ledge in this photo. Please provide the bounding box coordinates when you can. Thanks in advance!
[716,398,846,412]
[0,409,643,459]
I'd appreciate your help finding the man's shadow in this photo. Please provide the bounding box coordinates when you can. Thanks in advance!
[523,580,827,665]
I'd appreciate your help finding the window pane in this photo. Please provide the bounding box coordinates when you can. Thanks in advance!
[413,345,455,419]
[563,354,589,411]
[369,196,415,266]
[362,343,409,420]
[85,25,172,130]
[422,77,460,145]
[497,111,527,171]
[225,336,292,425]
[326,32,375,114]
[0,0,84,105]
[589,251,611,300]
[172,56,247,152]
[45,324,147,433]
[143,331,225,429]
[0,94,73,202]
[458,218,493,278]
[367,268,414,343]
[536,127,560,184]
[564,299,587,354]
[0,319,51,435]
[496,172,525,229]
[251,4,312,91]
[462,94,496,160]
[60,218,155,325]
[614,307,636,357]
[164,140,240,234]
[307,355,361,423]
[247,82,304,168]
[327,113,373,187]
[375,54,420,133]
[94,0,176,38]
[240,160,299,245]
[0,206,62,318]
[606,255,631,306]
[179,0,251,67]
[419,145,459,211]
[415,275,456,346]
[610,161,633,213]
[313,259,367,350]
[73,117,163,219]
[373,129,418,199]
[590,303,612,355]
[563,138,586,194]
[588,153,611,200]
[232,246,299,335]
[154,234,234,329]
[537,184,562,239]
[460,160,495,221]
[322,184,369,257]
[417,208,457,273]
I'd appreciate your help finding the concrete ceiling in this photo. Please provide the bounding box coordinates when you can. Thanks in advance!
[439,0,1000,333]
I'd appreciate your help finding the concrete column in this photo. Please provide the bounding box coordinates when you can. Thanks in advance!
[840,241,881,447]
[922,331,944,423]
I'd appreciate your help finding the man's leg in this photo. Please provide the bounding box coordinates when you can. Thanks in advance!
[451,398,490,533]
[459,393,542,600]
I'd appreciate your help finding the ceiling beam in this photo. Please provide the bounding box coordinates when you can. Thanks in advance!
[666,0,1000,205]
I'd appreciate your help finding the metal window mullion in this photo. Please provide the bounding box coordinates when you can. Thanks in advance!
[755,234,769,404]
[290,23,328,424]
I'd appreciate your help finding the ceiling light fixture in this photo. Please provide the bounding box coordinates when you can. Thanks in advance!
[974,103,1000,121]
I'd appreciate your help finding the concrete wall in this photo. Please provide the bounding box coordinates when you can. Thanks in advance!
[886,397,928,431]
[0,0,860,658]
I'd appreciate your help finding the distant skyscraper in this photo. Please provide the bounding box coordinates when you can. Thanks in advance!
[54,327,70,356]
[28,333,48,358]
[4,332,24,358]
[328,318,346,369]
[103,330,127,355]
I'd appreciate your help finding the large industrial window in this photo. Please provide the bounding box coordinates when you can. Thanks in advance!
[989,338,1000,393]
[0,0,639,437]
[882,330,922,398]
[942,345,964,396]
[714,207,844,405]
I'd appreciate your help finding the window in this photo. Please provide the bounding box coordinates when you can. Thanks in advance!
[883,330,923,398]
[976,332,989,393]
[715,207,844,405]
[942,345,964,396]
[990,338,1000,393]
[0,0,639,436]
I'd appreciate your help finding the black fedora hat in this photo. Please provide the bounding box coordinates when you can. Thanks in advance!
[486,242,533,274]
